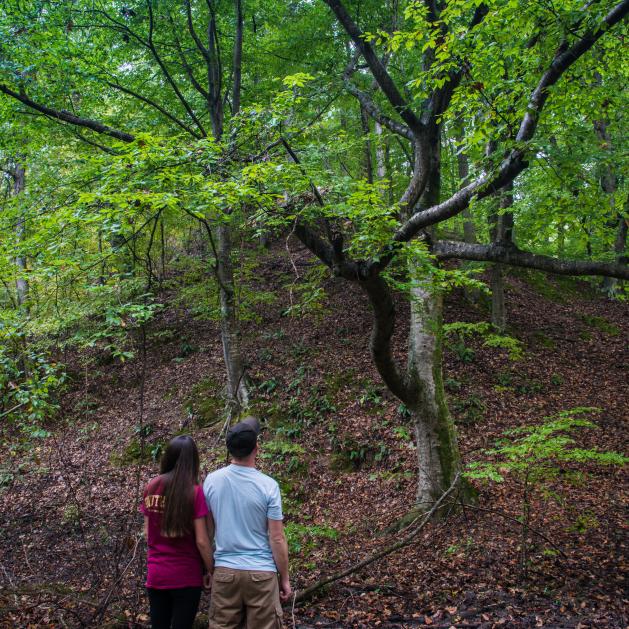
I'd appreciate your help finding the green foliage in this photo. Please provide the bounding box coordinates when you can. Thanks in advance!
[444,321,524,361]
[467,407,627,576]
[0,317,66,439]
[284,522,339,556]
[451,394,486,426]
[330,433,389,471]
[260,439,306,474]
[466,408,628,484]
[580,314,620,336]
[185,377,224,428]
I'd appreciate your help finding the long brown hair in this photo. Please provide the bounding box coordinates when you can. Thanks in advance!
[159,435,200,537]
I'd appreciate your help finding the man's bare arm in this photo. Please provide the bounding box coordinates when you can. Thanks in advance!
[268,518,291,603]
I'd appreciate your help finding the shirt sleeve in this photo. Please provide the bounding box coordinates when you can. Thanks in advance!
[139,486,148,516]
[267,481,283,521]
[193,485,210,519]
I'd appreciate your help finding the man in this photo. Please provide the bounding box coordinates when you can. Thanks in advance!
[203,416,291,629]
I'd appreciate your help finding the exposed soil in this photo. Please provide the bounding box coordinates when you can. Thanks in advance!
[0,244,627,628]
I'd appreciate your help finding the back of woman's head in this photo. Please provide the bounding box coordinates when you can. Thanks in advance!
[159,435,200,537]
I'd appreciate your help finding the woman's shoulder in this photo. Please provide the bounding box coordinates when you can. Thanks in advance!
[145,475,165,494]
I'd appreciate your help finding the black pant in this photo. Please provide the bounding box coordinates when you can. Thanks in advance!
[147,586,202,629]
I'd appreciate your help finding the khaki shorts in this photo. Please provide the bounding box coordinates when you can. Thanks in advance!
[209,567,283,629]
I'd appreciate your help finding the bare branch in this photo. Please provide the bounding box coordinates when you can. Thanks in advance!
[295,473,460,602]
[344,80,414,140]
[0,84,135,143]
[184,0,212,63]
[167,12,210,101]
[434,241,629,280]
[323,0,423,134]
[105,81,201,138]
[145,0,207,136]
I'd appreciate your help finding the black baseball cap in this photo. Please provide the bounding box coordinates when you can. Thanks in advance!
[226,416,261,458]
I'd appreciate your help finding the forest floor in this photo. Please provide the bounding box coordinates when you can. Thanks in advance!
[0,244,627,628]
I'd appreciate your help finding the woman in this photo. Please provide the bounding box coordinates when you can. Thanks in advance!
[141,435,213,629]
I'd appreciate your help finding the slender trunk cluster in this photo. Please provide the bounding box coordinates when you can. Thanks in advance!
[13,163,28,309]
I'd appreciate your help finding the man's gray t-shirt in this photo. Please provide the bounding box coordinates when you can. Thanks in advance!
[203,464,283,571]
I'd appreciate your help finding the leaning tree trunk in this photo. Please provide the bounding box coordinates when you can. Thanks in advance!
[13,163,28,308]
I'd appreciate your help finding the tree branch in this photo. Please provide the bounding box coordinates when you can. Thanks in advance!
[343,80,414,140]
[323,0,424,134]
[105,81,201,138]
[145,0,207,136]
[167,12,210,102]
[433,241,629,280]
[392,0,629,246]
[184,0,212,63]
[359,274,414,404]
[0,84,135,143]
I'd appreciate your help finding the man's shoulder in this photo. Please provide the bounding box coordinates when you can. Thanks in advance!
[252,468,280,491]
[203,465,231,487]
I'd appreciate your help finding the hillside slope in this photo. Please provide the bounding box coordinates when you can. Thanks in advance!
[0,247,627,628]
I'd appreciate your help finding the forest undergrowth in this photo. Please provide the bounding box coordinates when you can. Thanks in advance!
[0,246,627,629]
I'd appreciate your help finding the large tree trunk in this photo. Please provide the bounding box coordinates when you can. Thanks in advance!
[13,163,29,308]
[405,133,464,507]
[407,281,461,506]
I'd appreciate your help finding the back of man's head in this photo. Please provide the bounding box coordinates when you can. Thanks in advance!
[226,416,261,459]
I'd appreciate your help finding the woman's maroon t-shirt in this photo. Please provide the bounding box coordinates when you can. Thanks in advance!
[140,479,209,589]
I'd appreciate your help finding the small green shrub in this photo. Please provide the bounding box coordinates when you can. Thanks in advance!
[531,331,556,349]
[62,504,81,526]
[452,394,486,425]
[580,314,619,336]
[0,318,66,441]
[185,377,223,428]
[359,384,383,406]
[444,321,524,361]
[330,435,388,471]
[568,510,600,534]
[285,522,339,555]
[550,373,564,386]
[261,439,307,474]
[466,408,627,577]
[444,378,463,392]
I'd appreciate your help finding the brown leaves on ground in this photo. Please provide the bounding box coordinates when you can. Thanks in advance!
[0,251,627,628]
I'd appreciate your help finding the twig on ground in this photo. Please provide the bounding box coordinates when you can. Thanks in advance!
[294,473,460,603]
